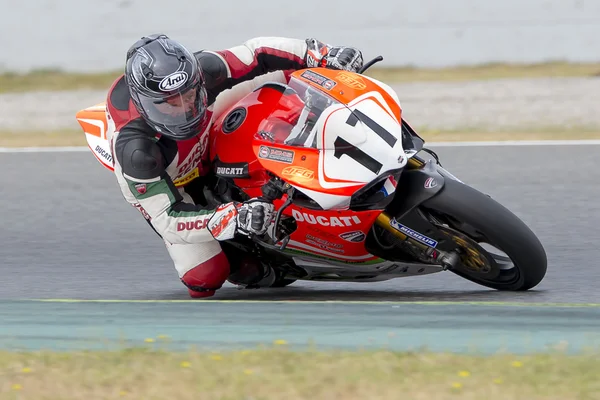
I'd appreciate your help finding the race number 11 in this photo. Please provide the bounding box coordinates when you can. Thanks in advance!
[333,110,397,174]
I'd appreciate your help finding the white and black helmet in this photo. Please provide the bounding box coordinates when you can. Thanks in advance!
[125,34,209,140]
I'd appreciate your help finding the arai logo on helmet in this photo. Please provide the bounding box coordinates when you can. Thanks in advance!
[159,71,188,91]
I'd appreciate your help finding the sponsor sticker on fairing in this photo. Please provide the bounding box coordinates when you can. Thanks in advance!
[300,70,337,90]
[292,209,361,227]
[214,161,249,178]
[389,218,438,247]
[282,166,314,183]
[305,234,345,253]
[378,175,398,196]
[258,145,294,164]
[94,145,112,163]
[336,71,367,90]
[339,230,366,242]
[424,177,437,189]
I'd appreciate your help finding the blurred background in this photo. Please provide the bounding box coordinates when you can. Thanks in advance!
[1,0,599,145]
[2,0,599,71]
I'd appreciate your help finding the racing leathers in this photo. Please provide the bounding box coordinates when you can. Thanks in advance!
[106,36,364,298]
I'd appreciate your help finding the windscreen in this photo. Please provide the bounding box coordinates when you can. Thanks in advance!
[253,76,369,151]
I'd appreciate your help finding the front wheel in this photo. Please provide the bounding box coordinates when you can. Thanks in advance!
[420,177,547,291]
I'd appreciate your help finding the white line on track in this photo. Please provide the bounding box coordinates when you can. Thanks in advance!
[426,139,600,147]
[0,146,89,153]
[2,139,600,153]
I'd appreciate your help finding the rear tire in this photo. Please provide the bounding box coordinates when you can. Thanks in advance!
[420,177,547,291]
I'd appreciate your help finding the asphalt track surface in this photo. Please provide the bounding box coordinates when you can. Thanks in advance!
[1,143,600,303]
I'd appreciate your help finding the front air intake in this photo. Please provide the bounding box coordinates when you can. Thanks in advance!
[222,107,247,133]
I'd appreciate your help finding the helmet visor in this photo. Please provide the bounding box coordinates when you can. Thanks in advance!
[138,82,207,132]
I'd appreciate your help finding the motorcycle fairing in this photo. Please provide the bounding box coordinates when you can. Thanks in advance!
[75,102,115,171]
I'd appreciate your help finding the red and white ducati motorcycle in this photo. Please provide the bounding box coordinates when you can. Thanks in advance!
[77,56,547,291]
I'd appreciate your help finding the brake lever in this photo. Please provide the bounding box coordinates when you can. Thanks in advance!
[272,195,293,242]
[249,232,291,252]
[247,192,294,251]
[278,235,291,250]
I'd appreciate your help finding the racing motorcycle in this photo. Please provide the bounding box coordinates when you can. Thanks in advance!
[76,56,547,292]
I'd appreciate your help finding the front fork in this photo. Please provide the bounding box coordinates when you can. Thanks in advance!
[374,212,460,270]
[372,151,461,270]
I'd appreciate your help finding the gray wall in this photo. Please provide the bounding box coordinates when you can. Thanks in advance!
[2,0,599,72]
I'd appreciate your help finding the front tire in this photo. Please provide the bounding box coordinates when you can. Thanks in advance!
[420,177,547,291]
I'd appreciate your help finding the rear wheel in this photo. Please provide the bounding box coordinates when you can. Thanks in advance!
[420,177,547,291]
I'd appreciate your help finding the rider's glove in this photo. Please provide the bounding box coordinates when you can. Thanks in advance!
[236,198,275,237]
[304,38,364,73]
[207,198,275,241]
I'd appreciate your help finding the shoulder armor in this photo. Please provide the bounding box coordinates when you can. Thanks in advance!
[195,51,228,89]
[108,75,131,111]
[115,132,165,180]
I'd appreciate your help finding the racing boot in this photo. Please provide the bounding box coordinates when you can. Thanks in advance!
[227,257,277,289]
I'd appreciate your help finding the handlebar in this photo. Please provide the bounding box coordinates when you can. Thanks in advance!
[358,55,384,74]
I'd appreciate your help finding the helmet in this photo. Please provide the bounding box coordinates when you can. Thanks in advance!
[125,34,209,140]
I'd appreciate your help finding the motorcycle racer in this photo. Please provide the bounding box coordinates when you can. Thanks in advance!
[106,33,364,298]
